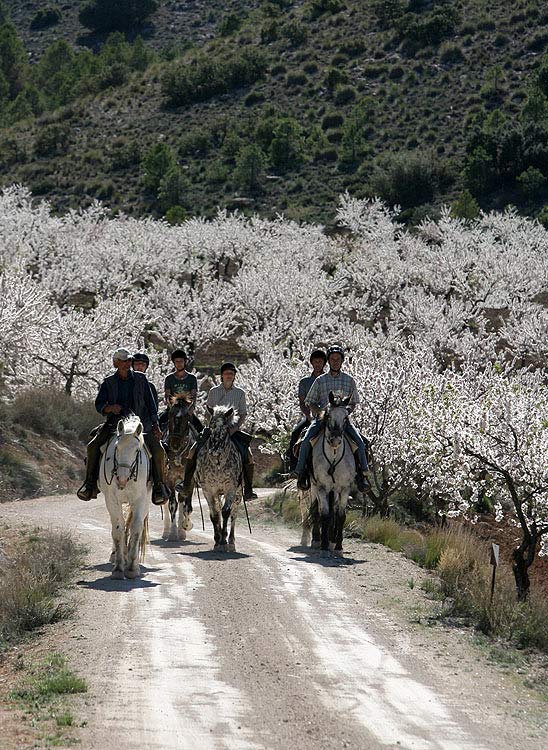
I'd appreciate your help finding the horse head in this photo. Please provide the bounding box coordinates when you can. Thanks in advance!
[168,393,194,441]
[114,416,144,489]
[207,405,234,456]
[324,392,350,448]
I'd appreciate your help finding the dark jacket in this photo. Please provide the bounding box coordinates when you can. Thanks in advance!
[95,370,158,432]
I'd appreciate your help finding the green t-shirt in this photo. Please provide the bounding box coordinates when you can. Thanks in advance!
[164,372,197,396]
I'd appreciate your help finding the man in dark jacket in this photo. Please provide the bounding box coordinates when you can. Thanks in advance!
[76,348,167,505]
[132,352,159,409]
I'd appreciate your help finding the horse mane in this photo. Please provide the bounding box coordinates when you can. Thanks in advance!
[121,415,144,444]
[212,405,237,426]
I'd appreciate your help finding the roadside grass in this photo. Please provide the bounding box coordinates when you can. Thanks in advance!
[12,388,99,444]
[0,527,86,649]
[265,494,548,655]
[10,652,87,744]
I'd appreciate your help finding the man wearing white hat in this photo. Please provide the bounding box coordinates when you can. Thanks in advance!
[77,348,167,504]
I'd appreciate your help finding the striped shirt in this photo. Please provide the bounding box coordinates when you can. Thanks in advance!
[206,384,247,427]
[304,371,360,410]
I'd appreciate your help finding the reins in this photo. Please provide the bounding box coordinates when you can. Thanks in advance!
[322,409,349,479]
[104,436,143,486]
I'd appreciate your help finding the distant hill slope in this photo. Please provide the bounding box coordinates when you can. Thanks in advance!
[0,0,547,224]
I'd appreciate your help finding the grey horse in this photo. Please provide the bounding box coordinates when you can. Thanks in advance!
[306,392,356,556]
[195,405,243,552]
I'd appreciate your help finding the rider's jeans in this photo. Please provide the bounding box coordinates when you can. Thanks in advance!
[294,418,368,475]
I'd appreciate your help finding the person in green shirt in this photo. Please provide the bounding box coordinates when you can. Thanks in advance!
[162,349,203,433]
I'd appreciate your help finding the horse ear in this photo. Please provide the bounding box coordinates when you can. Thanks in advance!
[329,391,335,405]
[168,395,176,407]
[117,419,124,435]
[135,422,143,436]
[225,407,234,421]
[342,396,351,407]
[207,405,214,415]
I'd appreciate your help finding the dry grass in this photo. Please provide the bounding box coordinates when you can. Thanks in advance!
[0,528,86,648]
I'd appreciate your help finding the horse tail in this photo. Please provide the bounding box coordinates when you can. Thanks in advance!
[139,514,149,562]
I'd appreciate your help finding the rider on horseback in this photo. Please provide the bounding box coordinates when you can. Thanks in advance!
[160,348,203,434]
[285,349,327,470]
[183,362,257,501]
[132,352,158,409]
[292,345,369,492]
[77,348,168,505]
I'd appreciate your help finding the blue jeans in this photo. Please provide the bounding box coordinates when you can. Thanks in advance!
[294,419,368,475]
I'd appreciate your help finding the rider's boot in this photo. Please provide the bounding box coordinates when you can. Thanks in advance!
[296,472,310,491]
[77,481,98,501]
[354,453,370,493]
[242,462,258,501]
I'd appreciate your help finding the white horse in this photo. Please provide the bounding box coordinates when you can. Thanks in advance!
[99,416,150,579]
[195,406,243,552]
[308,393,356,556]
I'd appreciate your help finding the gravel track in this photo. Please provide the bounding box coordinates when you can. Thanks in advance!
[1,492,546,750]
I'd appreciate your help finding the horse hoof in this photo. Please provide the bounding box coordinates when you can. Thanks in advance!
[111,569,125,580]
[332,548,344,558]
[227,543,236,553]
[178,530,187,542]
[125,568,141,579]
[161,532,169,540]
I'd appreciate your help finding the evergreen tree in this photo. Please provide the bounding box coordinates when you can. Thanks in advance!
[234,144,267,194]
[141,143,177,193]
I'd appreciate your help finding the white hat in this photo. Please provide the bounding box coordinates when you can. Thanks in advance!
[112,348,132,361]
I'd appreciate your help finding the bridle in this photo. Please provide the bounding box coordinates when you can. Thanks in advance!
[322,405,348,479]
[104,436,143,486]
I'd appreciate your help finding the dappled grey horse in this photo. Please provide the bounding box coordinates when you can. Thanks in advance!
[306,392,355,556]
[195,405,243,552]
[163,394,197,542]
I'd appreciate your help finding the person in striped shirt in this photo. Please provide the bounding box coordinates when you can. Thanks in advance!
[292,345,369,491]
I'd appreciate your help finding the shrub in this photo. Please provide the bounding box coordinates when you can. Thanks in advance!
[30,6,62,31]
[307,0,345,20]
[280,22,308,47]
[439,42,465,64]
[333,84,356,105]
[234,144,267,194]
[0,530,86,644]
[141,142,177,192]
[371,150,442,208]
[527,30,548,53]
[218,12,243,37]
[162,49,267,107]
[388,65,405,80]
[451,190,480,220]
[324,66,348,90]
[109,140,141,170]
[286,71,308,87]
[34,124,69,157]
[517,166,546,198]
[0,449,41,497]
[270,118,306,171]
[179,131,211,158]
[372,0,406,29]
[165,205,186,225]
[12,389,98,443]
[322,112,344,129]
[397,6,460,51]
[79,0,158,33]
[158,166,188,211]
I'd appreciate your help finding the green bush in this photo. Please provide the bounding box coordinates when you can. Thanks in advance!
[234,144,267,194]
[162,49,267,107]
[0,449,41,497]
[439,42,465,64]
[280,22,308,47]
[517,166,546,198]
[141,142,177,193]
[34,124,69,157]
[286,70,308,87]
[79,0,158,33]
[333,85,356,105]
[371,150,442,209]
[307,0,345,20]
[218,12,243,37]
[321,112,344,129]
[158,165,188,211]
[165,205,186,225]
[30,6,61,31]
[324,66,348,90]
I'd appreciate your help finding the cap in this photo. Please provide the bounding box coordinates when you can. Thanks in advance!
[112,348,131,361]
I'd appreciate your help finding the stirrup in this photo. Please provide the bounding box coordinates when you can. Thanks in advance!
[297,474,310,491]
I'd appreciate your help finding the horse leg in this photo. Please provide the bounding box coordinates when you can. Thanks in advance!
[328,491,336,553]
[333,490,349,557]
[125,506,146,578]
[106,499,125,579]
[226,492,238,552]
[166,490,180,542]
[220,493,232,551]
[178,490,193,538]
[208,495,223,551]
[161,490,171,540]
[310,497,321,548]
[318,491,330,553]
[299,490,312,547]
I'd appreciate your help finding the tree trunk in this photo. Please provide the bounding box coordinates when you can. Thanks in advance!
[512,526,538,602]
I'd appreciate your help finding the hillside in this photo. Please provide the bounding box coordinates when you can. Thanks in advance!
[0,0,547,223]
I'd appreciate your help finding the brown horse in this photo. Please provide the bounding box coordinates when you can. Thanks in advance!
[162,394,198,542]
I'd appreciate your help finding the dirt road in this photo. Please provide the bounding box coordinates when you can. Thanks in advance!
[1,493,546,750]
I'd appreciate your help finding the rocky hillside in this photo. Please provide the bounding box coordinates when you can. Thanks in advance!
[0,0,547,224]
